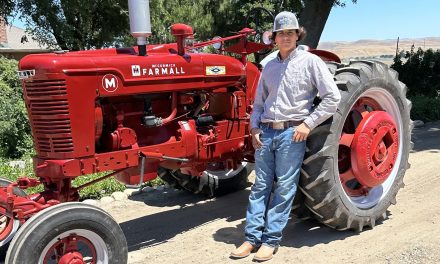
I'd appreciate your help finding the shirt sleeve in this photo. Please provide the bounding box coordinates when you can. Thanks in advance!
[249,72,266,131]
[303,56,341,130]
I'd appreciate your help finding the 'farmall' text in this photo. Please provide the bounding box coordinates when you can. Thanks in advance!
[131,64,186,77]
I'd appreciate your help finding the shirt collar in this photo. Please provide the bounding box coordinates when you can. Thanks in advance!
[276,48,298,62]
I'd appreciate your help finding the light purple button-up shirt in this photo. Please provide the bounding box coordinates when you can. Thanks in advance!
[250,48,341,131]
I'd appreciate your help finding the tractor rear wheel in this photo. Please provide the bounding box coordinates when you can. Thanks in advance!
[5,202,127,264]
[0,177,27,248]
[293,60,412,231]
[159,162,250,197]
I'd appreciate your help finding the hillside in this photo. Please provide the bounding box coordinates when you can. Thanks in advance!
[317,37,440,60]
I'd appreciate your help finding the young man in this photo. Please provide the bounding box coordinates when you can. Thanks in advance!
[230,11,341,262]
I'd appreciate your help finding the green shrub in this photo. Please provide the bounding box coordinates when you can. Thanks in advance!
[392,48,440,122]
[0,56,33,158]
[409,95,440,122]
[392,48,440,98]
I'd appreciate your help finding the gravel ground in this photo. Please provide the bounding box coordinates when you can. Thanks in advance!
[97,121,440,264]
[1,121,438,264]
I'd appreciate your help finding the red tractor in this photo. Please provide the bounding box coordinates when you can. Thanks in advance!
[1,1,412,263]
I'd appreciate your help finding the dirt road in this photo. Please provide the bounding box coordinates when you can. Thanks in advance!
[101,121,440,264]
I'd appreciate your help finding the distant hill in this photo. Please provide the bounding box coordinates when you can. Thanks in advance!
[317,37,440,60]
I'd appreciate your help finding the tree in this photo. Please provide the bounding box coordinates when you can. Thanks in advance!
[209,0,357,49]
[1,0,356,50]
[149,0,215,43]
[1,0,217,49]
[2,0,130,50]
[391,48,440,121]
[0,56,33,158]
[392,48,440,98]
[0,0,15,21]
[298,0,334,48]
[297,0,357,48]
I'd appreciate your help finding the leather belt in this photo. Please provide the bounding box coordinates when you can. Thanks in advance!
[262,120,303,130]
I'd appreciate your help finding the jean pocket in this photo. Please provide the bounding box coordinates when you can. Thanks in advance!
[289,127,297,143]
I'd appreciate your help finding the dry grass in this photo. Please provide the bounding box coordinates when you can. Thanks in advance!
[318,37,440,59]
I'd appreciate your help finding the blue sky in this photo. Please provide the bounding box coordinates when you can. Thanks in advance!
[321,0,440,42]
[10,0,440,42]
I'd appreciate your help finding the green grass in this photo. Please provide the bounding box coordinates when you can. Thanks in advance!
[0,157,43,193]
[72,172,126,200]
[0,157,165,200]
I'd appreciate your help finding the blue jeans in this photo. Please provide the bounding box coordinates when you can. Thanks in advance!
[245,124,306,248]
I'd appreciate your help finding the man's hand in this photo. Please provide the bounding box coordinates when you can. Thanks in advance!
[293,123,311,142]
[251,128,263,149]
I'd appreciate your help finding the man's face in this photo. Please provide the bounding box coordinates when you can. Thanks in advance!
[275,29,297,52]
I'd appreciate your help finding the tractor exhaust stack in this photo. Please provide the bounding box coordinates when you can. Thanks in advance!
[128,0,152,56]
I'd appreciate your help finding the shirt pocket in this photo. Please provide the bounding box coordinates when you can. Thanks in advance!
[285,69,307,93]
[287,68,302,77]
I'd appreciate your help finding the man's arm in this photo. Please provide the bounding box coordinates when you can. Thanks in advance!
[249,74,266,132]
[303,56,341,130]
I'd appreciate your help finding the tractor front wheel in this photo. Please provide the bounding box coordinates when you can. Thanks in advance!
[5,202,127,264]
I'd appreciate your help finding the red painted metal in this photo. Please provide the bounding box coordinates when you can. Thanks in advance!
[351,111,399,187]
[161,92,178,125]
[338,97,398,196]
[0,182,60,229]
[171,24,194,55]
[44,235,96,264]
[308,49,341,63]
[171,24,194,37]
[94,104,103,141]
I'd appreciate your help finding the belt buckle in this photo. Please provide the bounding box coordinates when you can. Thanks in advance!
[272,122,284,130]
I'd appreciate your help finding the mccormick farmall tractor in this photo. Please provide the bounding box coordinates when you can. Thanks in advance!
[1,0,412,263]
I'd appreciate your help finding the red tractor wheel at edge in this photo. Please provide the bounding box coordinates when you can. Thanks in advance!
[292,60,412,231]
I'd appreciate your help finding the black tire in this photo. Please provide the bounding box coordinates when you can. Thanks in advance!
[0,177,27,250]
[5,202,127,264]
[293,60,412,231]
[158,162,250,197]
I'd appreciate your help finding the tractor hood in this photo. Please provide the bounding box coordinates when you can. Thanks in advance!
[18,44,246,95]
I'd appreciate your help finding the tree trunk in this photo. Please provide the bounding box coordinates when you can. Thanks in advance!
[298,0,334,49]
[34,1,70,50]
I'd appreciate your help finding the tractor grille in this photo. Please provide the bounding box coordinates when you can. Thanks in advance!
[23,79,74,153]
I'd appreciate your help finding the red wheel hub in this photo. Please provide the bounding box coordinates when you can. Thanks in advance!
[59,252,85,264]
[44,234,97,264]
[350,111,399,187]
